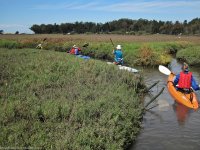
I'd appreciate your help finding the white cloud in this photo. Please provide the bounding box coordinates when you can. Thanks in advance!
[33,2,98,10]
[32,0,200,13]
[33,3,75,10]
[98,1,200,13]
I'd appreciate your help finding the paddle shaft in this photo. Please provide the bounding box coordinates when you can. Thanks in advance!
[110,38,115,48]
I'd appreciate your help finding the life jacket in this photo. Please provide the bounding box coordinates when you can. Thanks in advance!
[114,50,123,64]
[70,48,81,55]
[177,72,192,89]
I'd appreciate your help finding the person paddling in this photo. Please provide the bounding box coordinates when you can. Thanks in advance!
[69,45,81,55]
[174,62,200,92]
[36,38,47,49]
[113,45,123,65]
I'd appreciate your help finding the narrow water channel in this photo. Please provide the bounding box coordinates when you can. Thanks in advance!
[131,59,200,150]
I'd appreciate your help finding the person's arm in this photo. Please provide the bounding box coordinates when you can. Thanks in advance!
[191,76,200,91]
[113,49,115,54]
[173,74,180,85]
[69,48,74,54]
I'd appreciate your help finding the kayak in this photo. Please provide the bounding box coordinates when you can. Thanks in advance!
[167,73,199,110]
[118,65,138,73]
[76,55,90,60]
[107,62,138,73]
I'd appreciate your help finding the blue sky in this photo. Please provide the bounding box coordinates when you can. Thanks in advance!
[1,0,200,33]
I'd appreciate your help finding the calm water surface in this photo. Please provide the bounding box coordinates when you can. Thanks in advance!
[131,59,200,150]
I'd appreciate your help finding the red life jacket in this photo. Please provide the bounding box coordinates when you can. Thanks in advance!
[177,72,192,89]
[70,48,81,54]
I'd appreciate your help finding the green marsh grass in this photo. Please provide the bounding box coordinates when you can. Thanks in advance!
[0,35,198,66]
[0,48,145,149]
[176,46,200,65]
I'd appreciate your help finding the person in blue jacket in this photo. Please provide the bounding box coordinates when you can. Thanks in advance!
[113,45,123,65]
[174,62,200,91]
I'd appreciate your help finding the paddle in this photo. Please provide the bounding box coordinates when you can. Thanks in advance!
[110,38,115,48]
[158,65,171,75]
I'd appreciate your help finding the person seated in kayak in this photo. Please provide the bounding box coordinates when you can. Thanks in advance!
[69,45,81,55]
[113,45,123,65]
[174,62,200,91]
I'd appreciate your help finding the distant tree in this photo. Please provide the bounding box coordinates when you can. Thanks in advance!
[0,30,3,34]
[102,22,110,32]
[45,24,54,34]
[96,23,103,33]
[183,20,187,26]
[172,21,183,35]
[74,21,85,33]
[15,31,19,34]
[29,17,200,35]
[60,23,68,34]
[159,21,171,34]
[53,23,60,33]
[30,24,42,34]
[150,20,160,34]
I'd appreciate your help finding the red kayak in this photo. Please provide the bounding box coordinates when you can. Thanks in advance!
[167,73,199,110]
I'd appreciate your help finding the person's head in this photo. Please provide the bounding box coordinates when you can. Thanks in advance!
[182,62,189,72]
[116,45,121,50]
[73,45,77,48]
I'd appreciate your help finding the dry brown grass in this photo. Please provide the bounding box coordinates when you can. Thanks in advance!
[1,34,200,43]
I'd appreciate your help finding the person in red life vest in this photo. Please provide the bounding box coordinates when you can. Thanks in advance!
[69,45,81,55]
[174,62,200,91]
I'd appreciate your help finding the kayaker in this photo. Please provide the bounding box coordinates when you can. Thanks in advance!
[113,45,123,65]
[36,38,47,49]
[69,45,81,55]
[36,43,43,49]
[174,62,200,91]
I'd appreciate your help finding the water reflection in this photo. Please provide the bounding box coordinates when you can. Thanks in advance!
[172,102,190,126]
[146,109,164,122]
[132,60,200,150]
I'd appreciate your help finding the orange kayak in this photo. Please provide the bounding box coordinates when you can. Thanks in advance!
[167,73,199,110]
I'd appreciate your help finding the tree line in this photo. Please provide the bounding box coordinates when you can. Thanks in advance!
[30,18,200,35]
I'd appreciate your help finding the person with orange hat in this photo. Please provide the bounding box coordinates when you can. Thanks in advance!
[113,44,123,65]
[69,45,81,55]
[174,62,200,92]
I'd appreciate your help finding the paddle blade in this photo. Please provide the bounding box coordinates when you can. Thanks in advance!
[158,65,171,75]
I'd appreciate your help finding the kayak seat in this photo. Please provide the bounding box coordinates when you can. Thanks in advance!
[177,88,192,94]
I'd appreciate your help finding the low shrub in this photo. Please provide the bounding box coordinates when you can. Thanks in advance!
[0,48,145,149]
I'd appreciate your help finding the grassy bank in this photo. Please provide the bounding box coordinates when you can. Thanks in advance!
[176,46,200,66]
[0,48,145,149]
[1,34,200,67]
